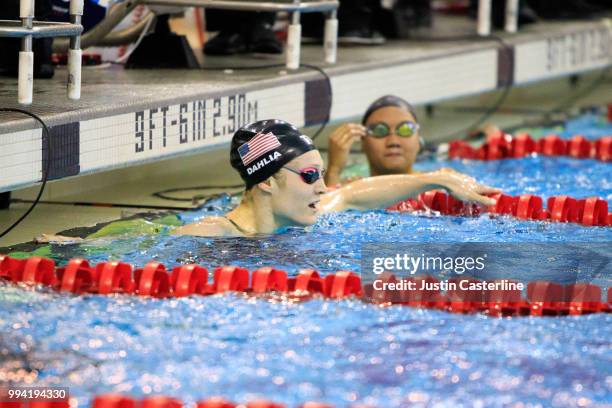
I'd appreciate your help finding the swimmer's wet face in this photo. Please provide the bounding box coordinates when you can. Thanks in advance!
[230,120,326,230]
[362,106,421,175]
[266,150,327,226]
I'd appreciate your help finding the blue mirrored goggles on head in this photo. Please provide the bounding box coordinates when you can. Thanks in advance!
[366,121,420,138]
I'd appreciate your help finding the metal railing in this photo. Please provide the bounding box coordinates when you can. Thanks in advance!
[53,0,339,70]
[0,0,84,105]
[478,0,520,36]
[134,0,339,68]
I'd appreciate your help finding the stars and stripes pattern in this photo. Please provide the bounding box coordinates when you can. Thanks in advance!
[238,132,281,166]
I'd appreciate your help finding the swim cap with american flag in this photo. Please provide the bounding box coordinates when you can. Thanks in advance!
[230,119,315,189]
[237,131,281,166]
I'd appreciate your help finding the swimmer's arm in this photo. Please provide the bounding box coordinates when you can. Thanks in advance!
[320,172,499,212]
[173,216,242,237]
[35,234,84,243]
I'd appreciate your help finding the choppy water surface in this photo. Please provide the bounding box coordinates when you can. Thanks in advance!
[1,115,611,407]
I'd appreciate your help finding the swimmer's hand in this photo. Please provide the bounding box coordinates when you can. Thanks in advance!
[35,234,84,244]
[326,123,367,186]
[431,171,500,206]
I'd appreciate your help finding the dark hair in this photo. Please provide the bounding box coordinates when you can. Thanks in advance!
[361,95,418,125]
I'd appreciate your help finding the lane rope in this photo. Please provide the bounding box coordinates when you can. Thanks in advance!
[447,131,611,162]
[1,255,610,317]
[387,191,611,227]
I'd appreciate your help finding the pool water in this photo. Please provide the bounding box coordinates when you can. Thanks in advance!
[0,114,611,407]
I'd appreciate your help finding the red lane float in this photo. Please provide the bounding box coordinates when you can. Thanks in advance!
[420,191,448,214]
[548,196,577,223]
[447,277,486,314]
[0,255,610,317]
[251,267,288,293]
[388,191,611,228]
[0,255,57,285]
[568,135,592,158]
[385,198,422,212]
[527,281,567,316]
[401,276,446,309]
[245,402,285,408]
[134,262,171,298]
[21,257,55,285]
[538,135,567,156]
[141,397,183,408]
[582,197,609,226]
[485,131,512,160]
[565,283,602,315]
[1,403,70,408]
[171,264,208,297]
[288,269,325,294]
[484,279,527,317]
[511,132,537,158]
[197,398,236,408]
[324,270,362,298]
[363,272,401,304]
[0,253,21,279]
[488,193,518,216]
[595,136,612,161]
[515,195,543,220]
[449,134,612,162]
[213,266,249,293]
[95,261,134,294]
[55,258,95,293]
[92,395,138,408]
[91,395,348,408]
[30,403,70,408]
[370,274,610,317]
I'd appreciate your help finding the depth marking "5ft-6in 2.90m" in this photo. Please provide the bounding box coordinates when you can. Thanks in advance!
[134,94,258,153]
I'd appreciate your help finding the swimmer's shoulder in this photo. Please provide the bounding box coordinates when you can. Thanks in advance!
[173,216,242,237]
